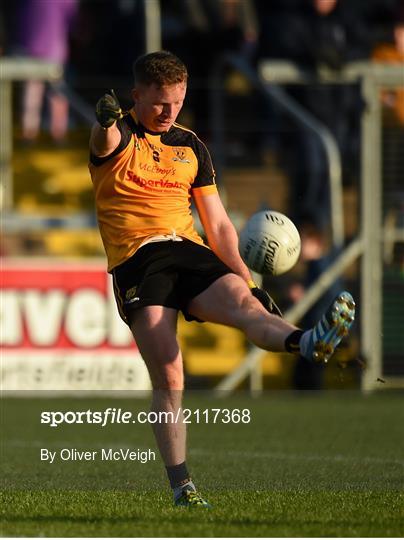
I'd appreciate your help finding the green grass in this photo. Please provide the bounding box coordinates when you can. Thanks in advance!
[1,391,403,537]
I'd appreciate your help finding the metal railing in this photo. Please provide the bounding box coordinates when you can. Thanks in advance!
[0,1,162,213]
[0,57,62,210]
[144,0,162,52]
[210,53,344,248]
[212,60,404,393]
[215,237,363,396]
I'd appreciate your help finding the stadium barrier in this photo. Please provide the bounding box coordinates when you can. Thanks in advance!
[210,53,344,249]
[1,259,151,391]
[0,57,62,210]
[1,56,402,392]
[212,59,404,393]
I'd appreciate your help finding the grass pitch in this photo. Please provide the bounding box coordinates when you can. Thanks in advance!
[1,391,403,537]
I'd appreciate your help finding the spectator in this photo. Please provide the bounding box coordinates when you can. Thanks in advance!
[161,0,259,139]
[372,5,404,125]
[261,0,370,231]
[13,0,78,143]
[256,1,367,387]
[372,3,404,262]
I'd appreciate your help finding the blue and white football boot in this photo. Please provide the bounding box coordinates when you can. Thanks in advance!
[300,291,355,363]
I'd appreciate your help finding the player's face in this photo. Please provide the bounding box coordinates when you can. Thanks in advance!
[132,82,187,132]
[313,0,337,15]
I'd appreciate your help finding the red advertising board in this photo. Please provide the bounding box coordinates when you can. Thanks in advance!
[1,259,150,390]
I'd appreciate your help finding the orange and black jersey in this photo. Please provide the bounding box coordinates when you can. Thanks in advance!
[89,110,218,271]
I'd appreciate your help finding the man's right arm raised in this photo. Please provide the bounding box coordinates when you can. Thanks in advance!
[90,90,123,157]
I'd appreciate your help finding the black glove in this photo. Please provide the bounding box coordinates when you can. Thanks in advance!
[251,286,283,317]
[95,89,123,128]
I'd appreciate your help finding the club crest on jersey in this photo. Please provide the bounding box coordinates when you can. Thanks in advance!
[150,143,163,162]
[172,148,190,163]
[125,286,139,304]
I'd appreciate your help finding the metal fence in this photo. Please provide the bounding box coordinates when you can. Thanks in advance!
[1,56,402,392]
[212,60,404,393]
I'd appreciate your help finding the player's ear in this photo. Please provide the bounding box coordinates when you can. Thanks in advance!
[131,88,138,102]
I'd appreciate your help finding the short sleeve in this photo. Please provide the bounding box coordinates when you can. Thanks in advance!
[191,138,216,190]
[89,119,132,166]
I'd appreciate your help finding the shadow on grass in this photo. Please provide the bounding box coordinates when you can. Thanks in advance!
[1,513,275,525]
[3,511,402,538]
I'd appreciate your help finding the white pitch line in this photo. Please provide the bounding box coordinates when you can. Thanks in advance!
[4,440,149,450]
[189,448,404,467]
[4,440,404,467]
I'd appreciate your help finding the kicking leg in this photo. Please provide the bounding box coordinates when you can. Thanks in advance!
[188,274,355,362]
[188,273,297,351]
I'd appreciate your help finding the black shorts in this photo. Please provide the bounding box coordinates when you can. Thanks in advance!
[111,239,233,325]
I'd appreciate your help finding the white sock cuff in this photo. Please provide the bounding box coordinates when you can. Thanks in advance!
[173,480,196,500]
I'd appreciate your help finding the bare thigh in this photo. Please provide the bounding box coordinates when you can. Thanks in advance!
[187,273,297,351]
[187,273,266,326]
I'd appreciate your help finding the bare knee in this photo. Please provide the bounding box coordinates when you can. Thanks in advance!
[152,361,184,391]
[188,273,268,327]
[151,362,184,416]
[136,343,184,391]
[232,290,268,328]
[129,306,184,390]
[239,290,260,311]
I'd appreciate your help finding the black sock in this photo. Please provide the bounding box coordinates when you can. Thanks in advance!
[166,462,191,489]
[285,330,304,353]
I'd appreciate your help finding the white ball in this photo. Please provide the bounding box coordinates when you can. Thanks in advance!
[239,210,301,275]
